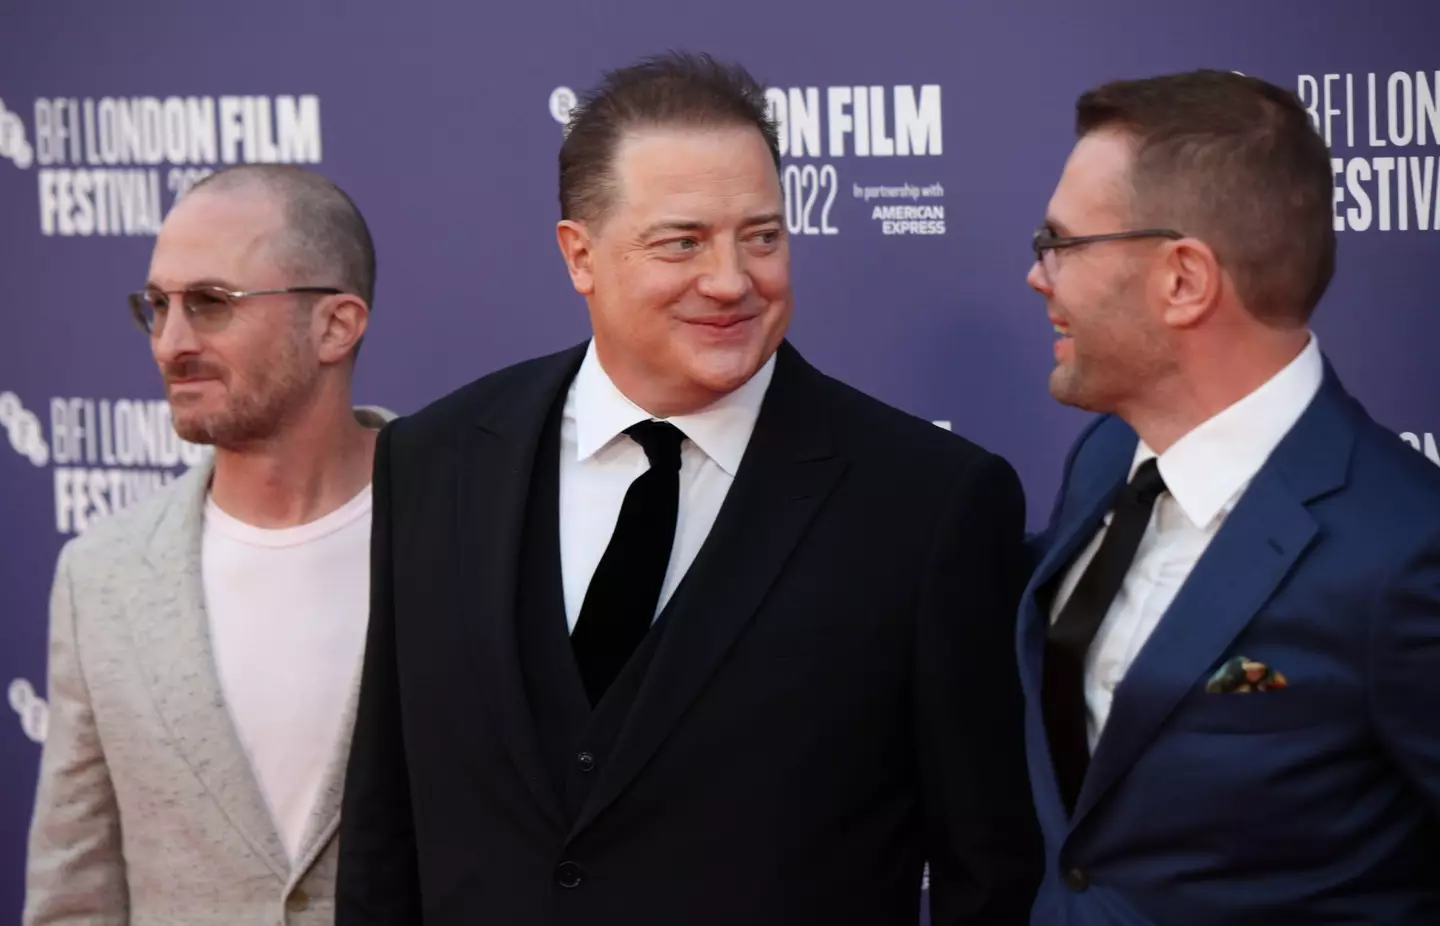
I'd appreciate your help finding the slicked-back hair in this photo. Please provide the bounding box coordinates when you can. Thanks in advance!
[558,51,781,225]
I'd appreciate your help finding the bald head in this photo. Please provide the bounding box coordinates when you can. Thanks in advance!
[188,165,376,307]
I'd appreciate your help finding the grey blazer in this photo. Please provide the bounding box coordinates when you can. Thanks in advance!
[23,407,393,926]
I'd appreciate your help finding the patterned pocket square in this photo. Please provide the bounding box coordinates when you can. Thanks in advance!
[1205,656,1289,693]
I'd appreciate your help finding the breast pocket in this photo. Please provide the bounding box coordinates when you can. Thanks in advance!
[1178,687,1333,734]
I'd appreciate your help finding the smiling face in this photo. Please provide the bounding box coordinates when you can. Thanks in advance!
[1026,129,1176,414]
[556,124,792,416]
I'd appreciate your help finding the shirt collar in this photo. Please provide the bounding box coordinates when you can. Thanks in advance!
[1129,332,1324,530]
[573,339,776,476]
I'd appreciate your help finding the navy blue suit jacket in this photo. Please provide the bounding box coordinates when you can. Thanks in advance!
[1020,362,1440,925]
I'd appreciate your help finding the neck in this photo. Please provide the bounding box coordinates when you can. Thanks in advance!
[207,384,377,528]
[1119,327,1310,455]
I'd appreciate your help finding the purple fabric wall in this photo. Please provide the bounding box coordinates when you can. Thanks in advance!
[3,1,1436,918]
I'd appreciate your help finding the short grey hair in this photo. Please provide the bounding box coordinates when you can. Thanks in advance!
[189,164,376,307]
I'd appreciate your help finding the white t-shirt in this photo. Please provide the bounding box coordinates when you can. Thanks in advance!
[201,484,372,863]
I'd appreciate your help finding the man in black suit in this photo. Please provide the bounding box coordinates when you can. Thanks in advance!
[336,51,1039,925]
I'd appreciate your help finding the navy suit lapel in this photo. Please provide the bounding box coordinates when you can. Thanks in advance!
[1015,420,1133,831]
[1069,369,1356,829]
[1017,425,1134,706]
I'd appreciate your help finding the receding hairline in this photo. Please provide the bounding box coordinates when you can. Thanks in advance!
[177,178,320,284]
[1051,127,1144,230]
[558,51,782,226]
[613,119,776,150]
[182,167,306,224]
[577,121,782,227]
[182,165,376,304]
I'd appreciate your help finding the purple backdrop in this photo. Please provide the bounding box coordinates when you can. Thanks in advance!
[2,1,1437,920]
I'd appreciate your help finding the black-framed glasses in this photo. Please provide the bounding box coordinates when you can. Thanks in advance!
[127,284,344,336]
[1032,224,1184,277]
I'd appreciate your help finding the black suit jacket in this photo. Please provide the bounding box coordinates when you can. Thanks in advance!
[337,340,1041,925]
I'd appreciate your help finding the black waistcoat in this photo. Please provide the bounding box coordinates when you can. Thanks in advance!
[515,393,673,824]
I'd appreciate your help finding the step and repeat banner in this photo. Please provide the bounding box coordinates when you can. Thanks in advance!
[2,0,1436,919]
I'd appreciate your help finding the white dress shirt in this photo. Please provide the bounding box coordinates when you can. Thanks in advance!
[201,483,372,863]
[559,340,776,632]
[1049,333,1325,752]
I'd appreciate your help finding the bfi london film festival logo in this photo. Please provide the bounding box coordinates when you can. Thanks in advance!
[548,81,947,239]
[0,91,324,237]
[0,392,50,746]
[10,679,47,744]
[1,390,207,536]
[0,96,35,169]
[1297,68,1440,233]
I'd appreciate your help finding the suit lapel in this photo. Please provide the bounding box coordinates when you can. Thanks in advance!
[1069,371,1356,828]
[284,663,363,887]
[1016,431,1133,708]
[569,343,846,838]
[128,459,290,880]
[457,344,589,832]
[289,406,399,879]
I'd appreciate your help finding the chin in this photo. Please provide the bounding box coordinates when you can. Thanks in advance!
[1047,369,1086,409]
[1048,376,1113,414]
[171,404,250,447]
[687,346,771,394]
[171,415,219,445]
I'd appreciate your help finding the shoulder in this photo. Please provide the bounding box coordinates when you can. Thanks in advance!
[48,462,205,606]
[1340,402,1440,543]
[384,343,586,449]
[61,463,202,568]
[1336,411,1440,668]
[791,354,1013,490]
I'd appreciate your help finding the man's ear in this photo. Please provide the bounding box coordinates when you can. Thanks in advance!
[1155,238,1221,330]
[557,220,596,295]
[315,294,369,364]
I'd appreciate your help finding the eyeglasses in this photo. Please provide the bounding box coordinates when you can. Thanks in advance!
[1032,224,1184,280]
[127,284,344,336]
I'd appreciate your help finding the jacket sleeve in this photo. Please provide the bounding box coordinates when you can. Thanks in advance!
[916,451,1043,925]
[336,421,425,924]
[23,541,130,925]
[1371,526,1440,819]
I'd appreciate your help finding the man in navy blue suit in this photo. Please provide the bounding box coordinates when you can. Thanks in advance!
[1020,69,1440,925]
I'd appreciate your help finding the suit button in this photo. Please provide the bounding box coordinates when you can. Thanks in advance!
[556,860,583,888]
[577,751,595,772]
[1065,868,1089,891]
[286,888,310,911]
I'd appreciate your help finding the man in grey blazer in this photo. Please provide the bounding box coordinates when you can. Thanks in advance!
[23,165,388,925]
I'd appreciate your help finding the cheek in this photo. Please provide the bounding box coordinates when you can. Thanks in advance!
[597,263,691,328]
[1078,308,1151,372]
[233,333,307,389]
[749,258,792,308]
[1070,270,1140,333]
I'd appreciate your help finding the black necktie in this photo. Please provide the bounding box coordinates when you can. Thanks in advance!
[1042,457,1167,815]
[571,420,685,707]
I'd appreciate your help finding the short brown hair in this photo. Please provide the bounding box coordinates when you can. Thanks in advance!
[558,51,780,224]
[1076,69,1335,324]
